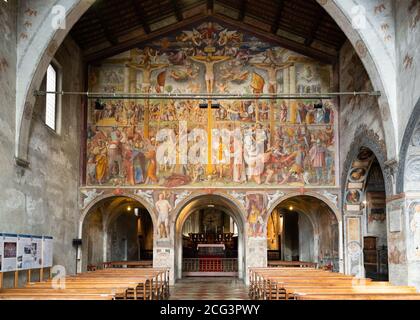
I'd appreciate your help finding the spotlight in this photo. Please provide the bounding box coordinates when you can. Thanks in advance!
[127,206,132,212]
[289,206,293,211]
[95,99,104,110]
[314,100,323,109]
[199,101,220,109]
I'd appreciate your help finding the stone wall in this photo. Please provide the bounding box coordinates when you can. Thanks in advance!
[339,40,385,174]
[0,32,83,285]
[395,0,420,145]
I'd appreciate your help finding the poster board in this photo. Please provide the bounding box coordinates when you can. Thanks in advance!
[32,236,43,269]
[0,235,3,272]
[17,234,32,270]
[42,236,53,268]
[0,234,53,272]
[1,233,18,272]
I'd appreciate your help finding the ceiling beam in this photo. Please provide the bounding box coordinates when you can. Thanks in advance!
[131,0,151,34]
[271,0,284,34]
[213,13,337,64]
[92,2,118,46]
[172,0,183,22]
[84,13,209,62]
[207,0,214,13]
[238,0,247,21]
[304,7,323,46]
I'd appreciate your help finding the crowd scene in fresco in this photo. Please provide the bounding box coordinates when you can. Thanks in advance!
[86,21,336,187]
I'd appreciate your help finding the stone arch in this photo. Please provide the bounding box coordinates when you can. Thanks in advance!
[172,192,247,281]
[15,0,94,164]
[266,191,341,224]
[266,194,341,269]
[318,0,397,162]
[79,192,157,239]
[77,193,156,272]
[396,97,420,193]
[341,126,390,200]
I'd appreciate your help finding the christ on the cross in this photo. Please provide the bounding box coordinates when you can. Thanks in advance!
[189,55,231,93]
[251,62,294,93]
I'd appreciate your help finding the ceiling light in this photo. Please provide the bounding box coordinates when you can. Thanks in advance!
[289,206,293,211]
[127,206,132,212]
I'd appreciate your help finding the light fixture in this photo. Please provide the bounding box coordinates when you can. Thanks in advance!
[95,99,104,110]
[289,206,293,211]
[314,100,323,109]
[208,204,215,208]
[127,206,132,212]
[199,101,220,109]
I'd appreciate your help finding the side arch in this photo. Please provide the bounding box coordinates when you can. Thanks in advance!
[79,192,157,238]
[396,97,420,193]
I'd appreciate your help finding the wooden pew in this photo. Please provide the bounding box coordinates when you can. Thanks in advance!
[0,267,170,300]
[249,267,420,300]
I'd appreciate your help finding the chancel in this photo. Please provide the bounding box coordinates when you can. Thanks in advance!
[1,0,420,301]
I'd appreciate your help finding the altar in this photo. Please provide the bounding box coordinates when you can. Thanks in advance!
[196,244,225,272]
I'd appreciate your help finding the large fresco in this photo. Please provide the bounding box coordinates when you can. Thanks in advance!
[86,20,337,188]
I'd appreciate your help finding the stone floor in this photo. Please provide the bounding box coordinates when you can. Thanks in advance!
[169,277,249,300]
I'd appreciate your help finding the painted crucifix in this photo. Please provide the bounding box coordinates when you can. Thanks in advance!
[126,48,168,138]
[189,54,231,94]
[126,55,169,92]
[250,61,294,94]
[189,51,231,175]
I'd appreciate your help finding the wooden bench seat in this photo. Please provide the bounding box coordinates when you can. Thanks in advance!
[249,266,420,300]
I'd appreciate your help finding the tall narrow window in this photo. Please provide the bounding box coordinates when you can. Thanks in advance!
[45,64,57,130]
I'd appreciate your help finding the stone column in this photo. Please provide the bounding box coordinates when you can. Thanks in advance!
[343,212,364,277]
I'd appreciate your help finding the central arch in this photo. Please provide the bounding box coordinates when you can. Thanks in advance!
[174,194,246,282]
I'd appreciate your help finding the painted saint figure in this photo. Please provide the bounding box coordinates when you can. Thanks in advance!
[155,193,173,239]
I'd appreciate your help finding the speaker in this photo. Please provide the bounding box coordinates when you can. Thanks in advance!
[72,238,82,246]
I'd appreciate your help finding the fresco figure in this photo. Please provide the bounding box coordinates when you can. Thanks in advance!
[410,204,420,258]
[189,55,231,93]
[155,193,173,239]
[310,139,326,184]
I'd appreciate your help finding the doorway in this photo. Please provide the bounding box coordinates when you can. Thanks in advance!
[175,195,245,280]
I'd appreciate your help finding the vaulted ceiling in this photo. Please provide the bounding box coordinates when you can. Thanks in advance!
[70,0,347,63]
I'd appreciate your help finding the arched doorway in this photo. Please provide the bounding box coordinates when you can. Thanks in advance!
[267,195,339,270]
[343,147,388,280]
[174,194,245,281]
[80,196,154,271]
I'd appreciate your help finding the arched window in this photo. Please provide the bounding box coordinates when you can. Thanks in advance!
[45,64,57,130]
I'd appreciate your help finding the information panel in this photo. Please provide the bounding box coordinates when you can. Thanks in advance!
[1,233,18,272]
[42,236,53,268]
[0,233,53,272]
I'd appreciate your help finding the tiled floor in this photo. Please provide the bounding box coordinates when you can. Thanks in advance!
[169,277,249,300]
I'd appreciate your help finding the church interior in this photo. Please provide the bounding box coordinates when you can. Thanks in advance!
[1,0,420,301]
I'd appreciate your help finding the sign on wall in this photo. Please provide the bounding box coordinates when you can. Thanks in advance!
[0,233,18,272]
[0,233,53,272]
[42,236,53,268]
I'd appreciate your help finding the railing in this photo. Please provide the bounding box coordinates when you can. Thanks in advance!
[183,258,238,273]
[267,260,318,268]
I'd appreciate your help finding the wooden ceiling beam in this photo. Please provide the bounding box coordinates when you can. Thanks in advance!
[238,0,247,21]
[84,13,209,62]
[213,13,337,64]
[207,0,214,13]
[304,6,324,46]
[271,0,284,34]
[172,0,183,22]
[131,0,151,34]
[92,2,119,46]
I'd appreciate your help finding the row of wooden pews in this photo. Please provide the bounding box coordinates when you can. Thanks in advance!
[0,268,169,300]
[249,267,420,300]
